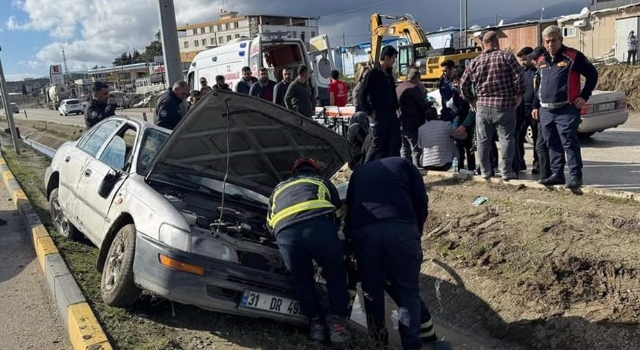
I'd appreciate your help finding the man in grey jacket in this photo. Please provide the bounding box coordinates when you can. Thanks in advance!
[284,65,314,117]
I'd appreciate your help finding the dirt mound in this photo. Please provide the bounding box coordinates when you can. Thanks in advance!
[597,64,640,110]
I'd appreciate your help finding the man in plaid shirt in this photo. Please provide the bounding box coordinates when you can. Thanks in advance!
[460,31,525,180]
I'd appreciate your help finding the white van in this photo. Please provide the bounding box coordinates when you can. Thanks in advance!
[186,35,329,105]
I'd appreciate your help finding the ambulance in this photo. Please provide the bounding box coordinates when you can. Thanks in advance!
[186,35,331,104]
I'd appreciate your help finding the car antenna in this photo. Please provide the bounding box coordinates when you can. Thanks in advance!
[215,97,233,235]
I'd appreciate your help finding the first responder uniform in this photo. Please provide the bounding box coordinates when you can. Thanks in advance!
[84,98,116,128]
[154,89,185,130]
[267,161,351,344]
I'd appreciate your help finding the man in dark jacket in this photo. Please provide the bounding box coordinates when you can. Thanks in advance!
[345,157,450,350]
[513,47,539,173]
[284,65,314,117]
[396,67,428,167]
[438,60,456,106]
[267,158,351,345]
[357,45,401,163]
[213,75,231,91]
[84,82,117,128]
[235,66,258,94]
[154,81,189,130]
[273,68,293,106]
[249,68,277,101]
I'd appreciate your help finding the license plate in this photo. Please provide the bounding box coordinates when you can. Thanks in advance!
[597,102,615,112]
[239,290,302,316]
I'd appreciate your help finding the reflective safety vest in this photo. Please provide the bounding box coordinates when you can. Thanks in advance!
[267,176,337,232]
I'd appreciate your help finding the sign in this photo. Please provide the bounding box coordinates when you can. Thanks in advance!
[239,290,302,316]
[49,64,64,85]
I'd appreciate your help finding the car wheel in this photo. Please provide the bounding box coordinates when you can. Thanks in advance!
[525,125,534,145]
[101,223,141,307]
[49,188,82,240]
[578,132,595,139]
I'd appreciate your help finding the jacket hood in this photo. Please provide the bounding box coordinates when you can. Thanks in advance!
[147,89,354,196]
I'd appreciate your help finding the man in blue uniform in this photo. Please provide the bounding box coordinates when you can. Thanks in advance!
[344,157,451,350]
[154,81,189,130]
[532,25,598,189]
[267,158,351,345]
[84,82,116,128]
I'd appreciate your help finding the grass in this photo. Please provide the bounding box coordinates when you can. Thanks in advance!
[1,139,383,350]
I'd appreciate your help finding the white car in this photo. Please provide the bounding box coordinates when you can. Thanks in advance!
[44,90,352,324]
[58,99,84,116]
[426,89,629,141]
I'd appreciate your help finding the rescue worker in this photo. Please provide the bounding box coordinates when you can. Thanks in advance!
[328,70,349,107]
[284,65,314,117]
[213,75,231,91]
[235,66,258,94]
[344,157,451,350]
[85,81,117,128]
[154,80,189,130]
[266,158,351,345]
[273,68,293,107]
[249,68,277,101]
[199,77,213,95]
[357,45,401,163]
[531,25,598,189]
[396,67,428,167]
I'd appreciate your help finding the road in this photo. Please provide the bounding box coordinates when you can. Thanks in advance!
[8,107,640,193]
[0,180,71,349]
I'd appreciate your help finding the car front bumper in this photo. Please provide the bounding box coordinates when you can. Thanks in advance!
[579,109,629,133]
[133,234,309,325]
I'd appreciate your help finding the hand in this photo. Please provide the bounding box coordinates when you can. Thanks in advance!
[574,97,587,109]
[455,126,467,138]
[470,101,477,112]
[532,109,539,121]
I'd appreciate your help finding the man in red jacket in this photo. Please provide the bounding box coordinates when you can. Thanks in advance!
[328,70,348,107]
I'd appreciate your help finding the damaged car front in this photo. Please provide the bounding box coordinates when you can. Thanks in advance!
[136,89,353,324]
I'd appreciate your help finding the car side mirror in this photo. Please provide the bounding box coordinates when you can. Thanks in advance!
[98,169,120,199]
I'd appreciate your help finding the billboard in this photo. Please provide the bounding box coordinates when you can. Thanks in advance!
[49,64,64,85]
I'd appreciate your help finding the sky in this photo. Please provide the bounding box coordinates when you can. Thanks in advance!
[0,0,590,81]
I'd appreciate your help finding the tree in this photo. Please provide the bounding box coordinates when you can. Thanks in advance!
[21,84,28,96]
[111,30,164,66]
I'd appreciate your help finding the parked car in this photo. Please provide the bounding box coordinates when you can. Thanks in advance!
[426,89,629,143]
[44,90,353,325]
[58,99,84,116]
[109,91,130,109]
[10,102,19,113]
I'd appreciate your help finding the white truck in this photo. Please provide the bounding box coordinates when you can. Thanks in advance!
[45,85,71,110]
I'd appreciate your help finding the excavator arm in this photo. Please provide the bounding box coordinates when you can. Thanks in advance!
[369,13,432,65]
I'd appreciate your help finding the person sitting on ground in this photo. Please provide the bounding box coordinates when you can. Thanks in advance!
[417,106,465,172]
[347,112,370,170]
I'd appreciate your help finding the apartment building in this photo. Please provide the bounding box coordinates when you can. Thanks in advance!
[177,11,320,63]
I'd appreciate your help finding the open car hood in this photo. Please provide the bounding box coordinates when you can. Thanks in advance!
[147,89,354,197]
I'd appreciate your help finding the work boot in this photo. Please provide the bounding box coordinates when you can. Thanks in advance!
[538,174,565,186]
[308,316,327,342]
[565,177,583,190]
[326,315,351,345]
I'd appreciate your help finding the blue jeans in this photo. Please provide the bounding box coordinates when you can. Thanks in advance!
[540,104,583,178]
[354,220,424,350]
[276,217,349,319]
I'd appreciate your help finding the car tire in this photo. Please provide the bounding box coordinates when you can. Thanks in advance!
[49,188,82,240]
[100,223,142,307]
[578,132,595,139]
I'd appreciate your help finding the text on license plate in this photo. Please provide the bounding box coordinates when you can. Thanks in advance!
[239,290,303,316]
[597,102,615,112]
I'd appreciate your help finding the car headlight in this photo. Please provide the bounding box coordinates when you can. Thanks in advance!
[158,223,191,252]
[191,235,239,263]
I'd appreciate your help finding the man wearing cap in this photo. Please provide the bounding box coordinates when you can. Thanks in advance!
[266,158,351,345]
[532,25,598,189]
[460,31,525,181]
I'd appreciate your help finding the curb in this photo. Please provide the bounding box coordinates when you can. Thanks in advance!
[0,157,113,350]
[423,170,640,202]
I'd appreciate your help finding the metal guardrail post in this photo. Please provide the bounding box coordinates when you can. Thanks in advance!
[142,112,148,122]
[23,110,27,119]
[0,51,21,154]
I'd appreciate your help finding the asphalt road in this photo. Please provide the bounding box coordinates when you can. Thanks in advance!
[0,182,71,349]
[8,107,640,193]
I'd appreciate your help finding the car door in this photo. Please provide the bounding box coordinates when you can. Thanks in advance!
[74,125,138,244]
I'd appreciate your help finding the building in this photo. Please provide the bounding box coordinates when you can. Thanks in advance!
[468,19,558,52]
[591,0,639,11]
[427,27,469,49]
[87,63,161,93]
[177,11,320,63]
[558,2,640,62]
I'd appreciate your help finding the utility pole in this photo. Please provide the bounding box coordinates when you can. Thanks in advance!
[342,32,346,47]
[0,46,21,154]
[62,45,70,83]
[157,0,184,88]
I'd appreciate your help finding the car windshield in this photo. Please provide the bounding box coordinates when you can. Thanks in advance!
[67,99,80,104]
[10,103,16,106]
[138,128,170,174]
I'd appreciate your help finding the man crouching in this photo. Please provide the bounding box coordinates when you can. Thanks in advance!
[266,158,352,345]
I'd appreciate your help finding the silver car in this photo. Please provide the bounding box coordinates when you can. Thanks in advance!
[44,90,352,324]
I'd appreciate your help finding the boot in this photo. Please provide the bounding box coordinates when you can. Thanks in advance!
[326,315,351,345]
[308,316,327,342]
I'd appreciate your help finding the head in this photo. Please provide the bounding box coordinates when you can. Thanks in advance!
[172,80,190,101]
[542,25,563,57]
[292,157,320,175]
[450,66,465,86]
[630,30,635,38]
[350,111,370,130]
[330,70,340,81]
[215,75,225,85]
[241,66,252,81]
[297,65,310,83]
[92,81,110,103]
[199,77,208,87]
[282,68,293,83]
[379,45,398,71]
[516,46,535,68]
[407,67,421,84]
[189,90,202,105]
[482,31,500,51]
[440,60,455,79]
[258,68,269,83]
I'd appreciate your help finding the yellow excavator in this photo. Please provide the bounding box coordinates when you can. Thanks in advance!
[368,13,481,86]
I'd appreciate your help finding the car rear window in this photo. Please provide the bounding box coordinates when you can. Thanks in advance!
[67,99,80,104]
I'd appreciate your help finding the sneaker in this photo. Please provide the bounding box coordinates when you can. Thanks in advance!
[538,174,566,186]
[309,317,327,342]
[502,172,518,181]
[565,177,583,189]
[326,315,351,345]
